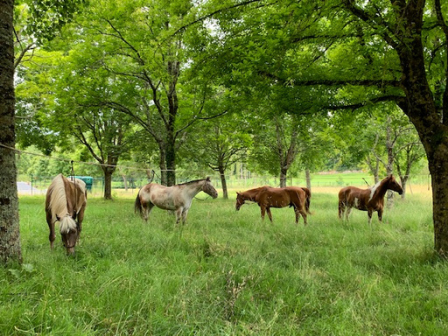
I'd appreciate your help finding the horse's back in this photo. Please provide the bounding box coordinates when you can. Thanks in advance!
[258,187,292,207]
[338,186,366,199]
[139,183,179,210]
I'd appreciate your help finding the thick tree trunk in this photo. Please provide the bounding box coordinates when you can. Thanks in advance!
[428,147,448,254]
[103,167,114,200]
[0,0,22,264]
[399,176,408,199]
[158,147,168,186]
[279,168,287,188]
[166,137,176,186]
[305,169,311,190]
[219,168,228,199]
[399,38,448,254]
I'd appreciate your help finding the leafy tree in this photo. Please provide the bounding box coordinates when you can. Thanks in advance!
[182,111,252,198]
[0,0,86,264]
[47,0,226,186]
[14,0,86,153]
[194,0,448,254]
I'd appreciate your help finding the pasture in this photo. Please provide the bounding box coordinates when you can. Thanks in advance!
[1,187,446,335]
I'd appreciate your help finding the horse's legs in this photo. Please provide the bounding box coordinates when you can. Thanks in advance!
[77,208,85,245]
[378,208,383,222]
[266,207,273,223]
[175,207,183,225]
[368,210,373,225]
[181,209,189,225]
[338,201,345,219]
[299,209,308,225]
[345,207,352,221]
[46,212,55,250]
[260,205,266,221]
[143,203,155,222]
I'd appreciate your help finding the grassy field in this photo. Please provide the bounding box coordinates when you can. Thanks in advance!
[1,187,445,335]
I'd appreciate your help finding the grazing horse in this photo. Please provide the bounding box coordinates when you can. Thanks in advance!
[135,177,218,225]
[45,174,87,254]
[338,175,403,224]
[235,186,311,224]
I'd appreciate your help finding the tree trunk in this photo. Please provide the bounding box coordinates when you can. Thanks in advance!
[305,169,311,190]
[219,168,228,199]
[103,167,114,200]
[166,135,176,186]
[279,167,287,188]
[399,176,408,199]
[396,17,448,254]
[0,0,22,264]
[428,150,448,255]
[385,117,395,208]
[366,134,380,183]
[122,175,128,191]
[158,147,168,186]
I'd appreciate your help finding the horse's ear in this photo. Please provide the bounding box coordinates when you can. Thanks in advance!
[206,176,211,181]
[236,192,240,195]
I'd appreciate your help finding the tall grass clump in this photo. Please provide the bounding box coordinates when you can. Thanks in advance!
[0,190,446,335]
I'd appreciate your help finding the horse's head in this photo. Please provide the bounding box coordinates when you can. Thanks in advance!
[202,177,218,199]
[58,214,79,255]
[387,175,403,195]
[235,192,245,211]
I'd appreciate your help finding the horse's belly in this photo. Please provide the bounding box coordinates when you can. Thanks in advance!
[150,194,176,210]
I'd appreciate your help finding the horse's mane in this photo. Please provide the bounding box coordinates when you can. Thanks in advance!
[369,176,393,201]
[47,174,84,233]
[177,178,207,186]
[369,181,381,200]
[48,174,70,221]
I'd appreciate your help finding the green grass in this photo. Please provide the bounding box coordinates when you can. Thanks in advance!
[0,191,444,335]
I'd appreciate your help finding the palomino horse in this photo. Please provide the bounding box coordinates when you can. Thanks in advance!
[45,174,87,254]
[135,177,218,225]
[338,175,403,224]
[235,186,311,224]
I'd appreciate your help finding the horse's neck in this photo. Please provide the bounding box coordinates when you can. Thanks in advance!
[244,191,258,202]
[371,180,388,201]
[182,182,203,199]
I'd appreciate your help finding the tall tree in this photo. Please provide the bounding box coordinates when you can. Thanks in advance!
[198,0,448,254]
[51,0,225,186]
[0,0,85,264]
[0,0,22,264]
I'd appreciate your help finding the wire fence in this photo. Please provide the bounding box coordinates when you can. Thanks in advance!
[16,172,432,196]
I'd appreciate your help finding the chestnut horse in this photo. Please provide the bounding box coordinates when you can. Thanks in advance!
[45,174,87,254]
[235,186,311,224]
[135,177,218,225]
[338,175,403,224]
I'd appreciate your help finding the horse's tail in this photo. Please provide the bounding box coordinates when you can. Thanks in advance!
[134,189,143,218]
[301,187,312,214]
[338,188,347,219]
[59,215,77,234]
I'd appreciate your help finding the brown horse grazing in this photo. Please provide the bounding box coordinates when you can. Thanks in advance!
[338,175,403,224]
[45,174,87,254]
[135,177,218,225]
[236,186,311,224]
